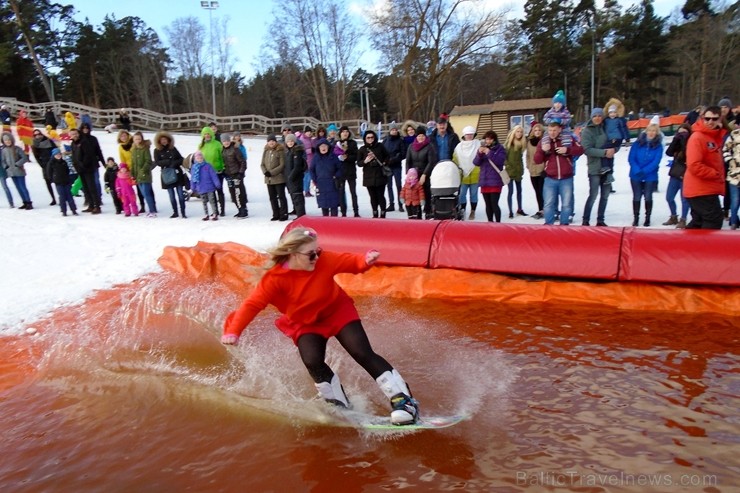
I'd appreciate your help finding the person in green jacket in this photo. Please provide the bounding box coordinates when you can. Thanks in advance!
[130,131,157,217]
[504,125,527,218]
[198,126,225,216]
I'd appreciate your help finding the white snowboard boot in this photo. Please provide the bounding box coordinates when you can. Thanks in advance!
[376,369,419,425]
[315,374,350,408]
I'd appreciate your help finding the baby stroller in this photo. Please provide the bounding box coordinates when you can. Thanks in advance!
[430,159,464,220]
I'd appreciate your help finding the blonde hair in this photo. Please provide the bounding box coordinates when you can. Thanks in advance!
[265,227,318,268]
[645,123,661,134]
[505,125,526,150]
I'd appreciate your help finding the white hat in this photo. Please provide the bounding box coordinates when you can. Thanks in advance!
[462,125,476,136]
[649,115,660,126]
[608,105,618,113]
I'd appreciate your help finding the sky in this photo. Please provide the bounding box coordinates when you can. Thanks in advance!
[1,127,683,334]
[67,0,685,82]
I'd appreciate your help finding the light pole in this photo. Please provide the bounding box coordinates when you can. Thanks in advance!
[200,0,219,116]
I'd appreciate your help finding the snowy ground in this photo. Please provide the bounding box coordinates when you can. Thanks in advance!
[1,129,685,333]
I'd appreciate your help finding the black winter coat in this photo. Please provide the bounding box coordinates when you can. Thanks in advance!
[284,144,307,194]
[71,134,105,173]
[337,138,359,180]
[153,145,186,189]
[357,134,390,188]
[48,156,72,186]
[382,134,405,168]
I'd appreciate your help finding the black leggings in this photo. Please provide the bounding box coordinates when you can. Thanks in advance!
[482,191,502,222]
[296,320,392,383]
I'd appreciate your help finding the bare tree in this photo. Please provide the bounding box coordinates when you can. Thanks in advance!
[266,0,362,121]
[370,0,509,119]
[165,17,209,112]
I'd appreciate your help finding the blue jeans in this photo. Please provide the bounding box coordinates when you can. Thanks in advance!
[507,179,523,213]
[1,177,13,206]
[137,182,157,213]
[303,171,312,194]
[730,185,739,227]
[11,176,31,203]
[459,182,479,205]
[543,176,573,225]
[386,166,402,206]
[582,174,611,223]
[631,180,658,203]
[665,176,690,219]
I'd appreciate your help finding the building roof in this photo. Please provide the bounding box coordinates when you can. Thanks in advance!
[449,98,552,116]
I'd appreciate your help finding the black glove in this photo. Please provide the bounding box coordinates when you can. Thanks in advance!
[264,171,271,177]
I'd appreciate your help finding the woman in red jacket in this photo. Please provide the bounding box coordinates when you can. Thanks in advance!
[222,227,419,425]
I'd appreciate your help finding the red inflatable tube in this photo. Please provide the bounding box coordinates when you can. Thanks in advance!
[286,217,740,286]
[430,221,623,280]
[620,228,740,286]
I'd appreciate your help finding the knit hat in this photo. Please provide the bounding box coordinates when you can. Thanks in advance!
[338,125,351,135]
[282,123,293,132]
[304,125,313,133]
[416,125,428,136]
[326,124,338,133]
[549,117,563,126]
[436,115,448,124]
[426,120,436,129]
[718,97,733,108]
[462,125,476,136]
[220,133,232,143]
[591,108,605,118]
[389,122,399,130]
[608,105,618,114]
[285,133,296,144]
[119,163,129,170]
[649,115,661,126]
[51,148,60,157]
[193,151,204,160]
[552,90,566,105]
[266,134,277,142]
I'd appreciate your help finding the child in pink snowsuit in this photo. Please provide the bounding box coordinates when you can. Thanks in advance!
[116,163,139,216]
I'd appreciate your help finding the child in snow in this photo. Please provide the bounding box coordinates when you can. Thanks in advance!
[540,90,573,148]
[104,157,123,214]
[190,150,222,221]
[115,163,139,217]
[600,98,631,179]
[399,168,425,219]
[48,148,78,216]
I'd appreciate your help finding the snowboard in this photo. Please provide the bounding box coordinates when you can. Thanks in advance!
[334,409,467,431]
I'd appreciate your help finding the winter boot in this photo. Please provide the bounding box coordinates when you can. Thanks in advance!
[662,214,678,226]
[644,201,653,227]
[180,206,187,219]
[469,202,477,220]
[170,211,179,219]
[376,369,419,425]
[385,203,395,212]
[24,202,33,210]
[380,210,386,219]
[315,374,350,408]
[372,210,379,218]
[398,204,404,213]
[676,218,687,229]
[632,201,640,227]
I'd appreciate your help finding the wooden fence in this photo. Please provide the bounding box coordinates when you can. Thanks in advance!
[0,97,363,135]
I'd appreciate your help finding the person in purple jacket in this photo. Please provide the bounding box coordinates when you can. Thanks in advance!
[190,150,223,221]
[472,130,507,222]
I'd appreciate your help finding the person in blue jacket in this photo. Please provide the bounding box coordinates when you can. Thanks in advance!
[628,123,663,227]
[310,139,343,216]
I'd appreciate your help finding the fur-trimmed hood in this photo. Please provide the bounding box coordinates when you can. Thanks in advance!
[604,98,626,118]
[154,130,175,150]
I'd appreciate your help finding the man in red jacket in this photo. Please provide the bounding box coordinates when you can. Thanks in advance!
[684,106,728,229]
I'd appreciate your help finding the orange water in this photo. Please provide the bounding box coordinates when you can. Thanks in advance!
[1,275,738,492]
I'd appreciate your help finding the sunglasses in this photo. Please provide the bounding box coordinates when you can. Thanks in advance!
[296,247,322,262]
[703,116,720,122]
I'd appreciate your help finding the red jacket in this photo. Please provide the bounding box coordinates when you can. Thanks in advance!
[684,120,727,198]
[533,136,584,179]
[223,251,370,338]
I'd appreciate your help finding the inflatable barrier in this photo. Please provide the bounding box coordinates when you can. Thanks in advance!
[157,218,740,316]
[284,217,740,286]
